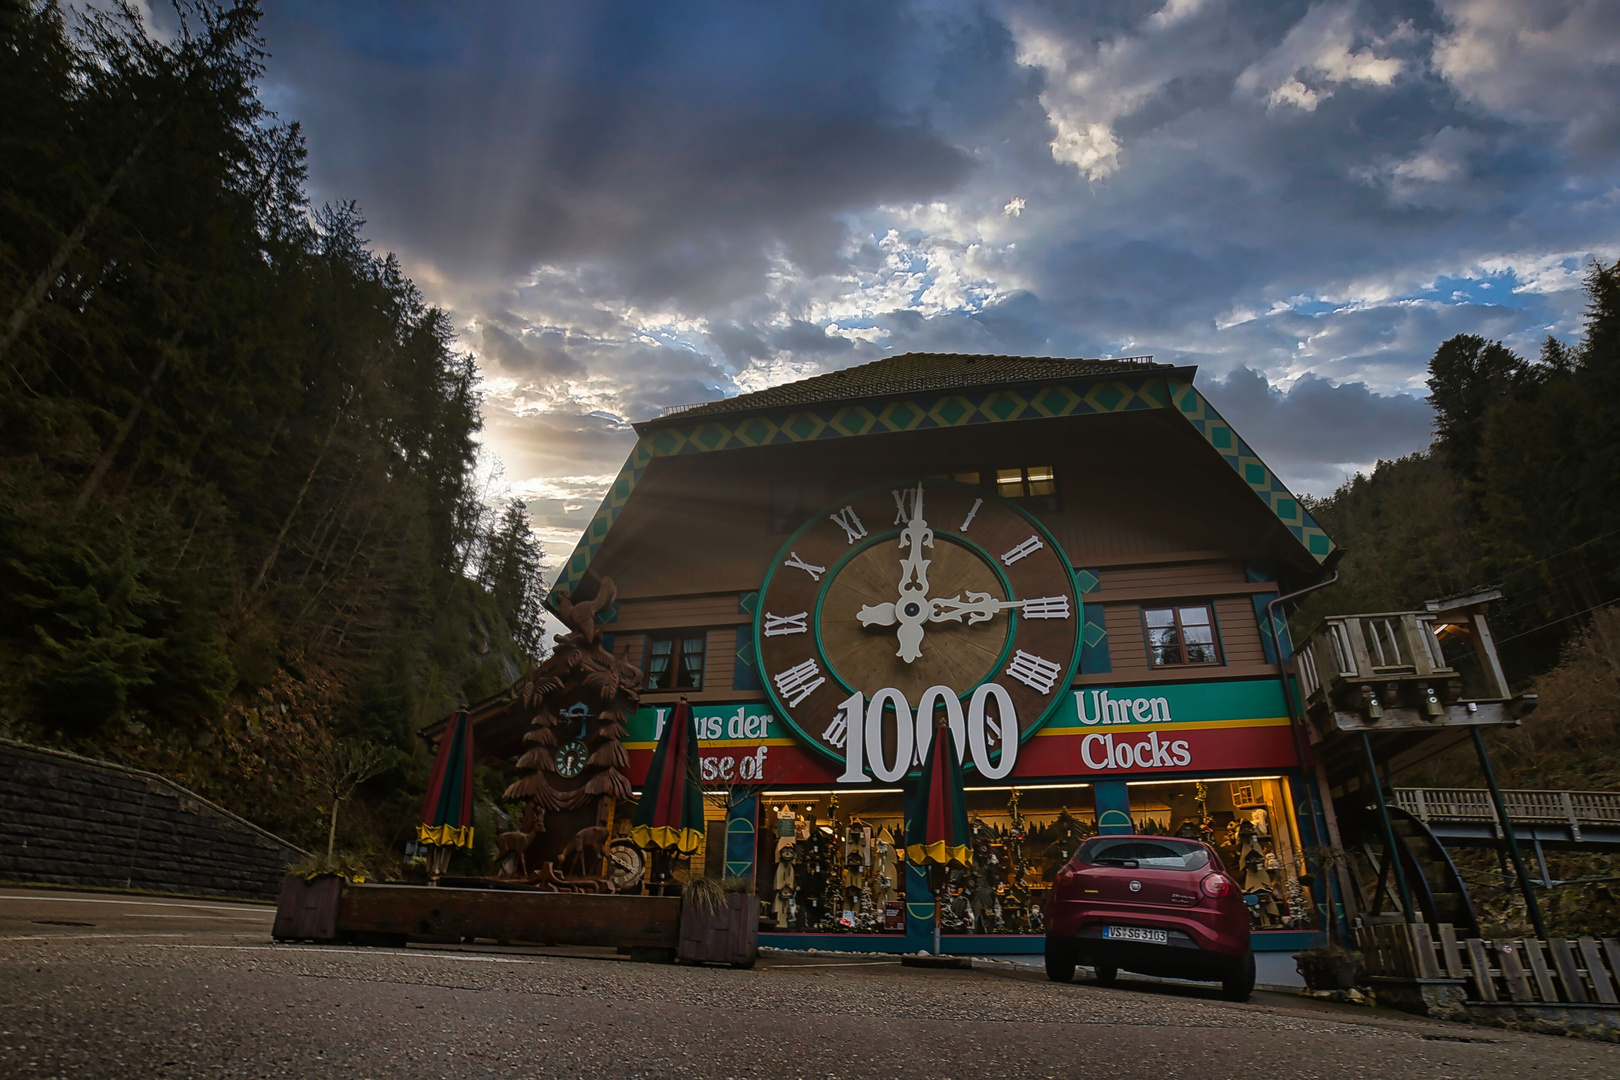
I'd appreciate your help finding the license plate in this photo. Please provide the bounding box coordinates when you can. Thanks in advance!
[1103,925,1168,943]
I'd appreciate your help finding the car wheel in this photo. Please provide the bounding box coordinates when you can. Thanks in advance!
[1092,963,1118,986]
[1044,939,1076,983]
[1220,949,1255,1002]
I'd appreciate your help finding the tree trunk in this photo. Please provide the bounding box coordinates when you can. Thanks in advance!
[327,798,341,861]
[1,110,169,368]
[251,404,345,594]
[70,332,179,518]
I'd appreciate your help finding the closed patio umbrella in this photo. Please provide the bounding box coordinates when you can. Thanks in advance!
[419,708,476,880]
[905,713,973,956]
[631,698,705,858]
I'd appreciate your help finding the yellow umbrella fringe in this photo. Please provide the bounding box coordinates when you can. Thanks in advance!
[417,823,475,849]
[906,841,972,867]
[630,823,703,854]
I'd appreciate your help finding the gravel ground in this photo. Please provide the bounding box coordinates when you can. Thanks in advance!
[0,889,1615,1079]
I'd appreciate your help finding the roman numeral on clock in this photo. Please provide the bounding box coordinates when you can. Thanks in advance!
[891,487,918,524]
[1001,534,1044,565]
[1019,595,1071,619]
[773,658,826,707]
[782,551,825,581]
[763,611,809,637]
[829,505,867,544]
[1005,649,1063,694]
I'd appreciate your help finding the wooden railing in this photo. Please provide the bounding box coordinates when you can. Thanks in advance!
[1394,787,1620,840]
[1357,922,1620,1005]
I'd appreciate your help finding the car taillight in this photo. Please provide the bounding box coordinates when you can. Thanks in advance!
[1201,873,1233,897]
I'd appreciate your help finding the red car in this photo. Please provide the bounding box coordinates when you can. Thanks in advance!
[1044,834,1254,1001]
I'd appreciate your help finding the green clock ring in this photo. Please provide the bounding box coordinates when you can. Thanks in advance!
[755,478,1082,774]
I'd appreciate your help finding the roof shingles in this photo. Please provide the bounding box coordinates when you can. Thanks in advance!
[637,352,1176,429]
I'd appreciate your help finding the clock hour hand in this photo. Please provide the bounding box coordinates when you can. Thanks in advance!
[858,602,897,626]
[929,591,1020,626]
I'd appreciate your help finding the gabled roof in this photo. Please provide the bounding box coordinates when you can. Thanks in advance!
[640,352,1184,429]
[550,354,1335,605]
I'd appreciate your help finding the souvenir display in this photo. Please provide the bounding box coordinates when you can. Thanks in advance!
[749,780,1318,936]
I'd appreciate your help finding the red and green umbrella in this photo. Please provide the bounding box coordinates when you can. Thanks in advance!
[631,698,705,854]
[418,709,476,850]
[906,716,972,954]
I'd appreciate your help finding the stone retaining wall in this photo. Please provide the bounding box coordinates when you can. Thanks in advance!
[0,738,304,901]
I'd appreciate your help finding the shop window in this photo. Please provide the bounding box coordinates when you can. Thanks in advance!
[756,784,1097,935]
[1127,777,1316,931]
[646,630,706,691]
[1143,603,1222,666]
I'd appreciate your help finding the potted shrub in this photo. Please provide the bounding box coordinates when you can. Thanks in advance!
[1292,846,1364,991]
[678,877,759,967]
[1295,943,1366,991]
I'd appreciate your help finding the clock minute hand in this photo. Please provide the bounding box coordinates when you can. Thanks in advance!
[888,482,933,663]
[896,482,932,595]
[929,591,1022,626]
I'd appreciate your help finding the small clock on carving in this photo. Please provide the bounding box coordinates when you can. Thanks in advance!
[555,739,588,778]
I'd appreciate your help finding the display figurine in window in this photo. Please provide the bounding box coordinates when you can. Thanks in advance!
[1242,849,1282,928]
[1284,877,1310,929]
[772,837,797,927]
[1249,807,1269,838]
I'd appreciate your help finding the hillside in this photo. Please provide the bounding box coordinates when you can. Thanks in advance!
[0,1,545,859]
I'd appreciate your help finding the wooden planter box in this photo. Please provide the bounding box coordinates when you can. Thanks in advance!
[678,893,759,968]
[272,874,344,941]
[273,878,682,956]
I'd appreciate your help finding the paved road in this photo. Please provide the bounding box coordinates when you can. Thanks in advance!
[0,888,1614,1079]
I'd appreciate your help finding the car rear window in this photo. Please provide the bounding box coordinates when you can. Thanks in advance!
[1077,837,1212,871]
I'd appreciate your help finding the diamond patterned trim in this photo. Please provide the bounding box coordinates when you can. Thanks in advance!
[548,376,1334,604]
[1167,382,1335,563]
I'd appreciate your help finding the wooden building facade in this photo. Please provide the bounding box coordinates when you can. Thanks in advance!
[507,353,1341,956]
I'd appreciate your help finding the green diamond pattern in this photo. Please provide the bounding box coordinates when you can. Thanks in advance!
[1087,383,1126,412]
[931,397,969,426]
[1074,568,1101,594]
[785,412,822,440]
[983,392,1023,421]
[740,418,775,445]
[882,402,918,429]
[1084,621,1108,648]
[548,374,1342,604]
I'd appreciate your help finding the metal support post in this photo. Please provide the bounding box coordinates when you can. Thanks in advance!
[1360,732,1417,923]
[1470,725,1549,939]
[1533,837,1553,889]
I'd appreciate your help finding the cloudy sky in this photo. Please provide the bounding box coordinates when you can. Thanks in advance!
[253,0,1620,569]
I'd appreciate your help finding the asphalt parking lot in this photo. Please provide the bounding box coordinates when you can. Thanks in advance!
[0,887,1614,1079]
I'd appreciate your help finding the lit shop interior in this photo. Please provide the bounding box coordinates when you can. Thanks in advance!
[657,775,1319,937]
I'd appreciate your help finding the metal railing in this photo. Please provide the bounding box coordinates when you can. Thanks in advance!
[1395,787,1620,840]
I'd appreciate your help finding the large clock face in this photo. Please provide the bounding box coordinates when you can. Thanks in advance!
[757,480,1081,779]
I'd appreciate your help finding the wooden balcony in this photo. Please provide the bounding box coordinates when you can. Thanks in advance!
[1293,592,1537,778]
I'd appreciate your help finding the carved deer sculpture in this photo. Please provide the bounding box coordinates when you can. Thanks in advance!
[557,825,609,878]
[494,825,543,877]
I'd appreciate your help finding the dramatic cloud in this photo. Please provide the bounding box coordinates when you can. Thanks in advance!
[258,0,1620,572]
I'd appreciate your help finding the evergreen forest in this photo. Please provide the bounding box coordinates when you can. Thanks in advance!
[1296,260,1620,933]
[0,1,547,863]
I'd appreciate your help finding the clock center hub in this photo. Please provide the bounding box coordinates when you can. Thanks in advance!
[818,536,1009,701]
